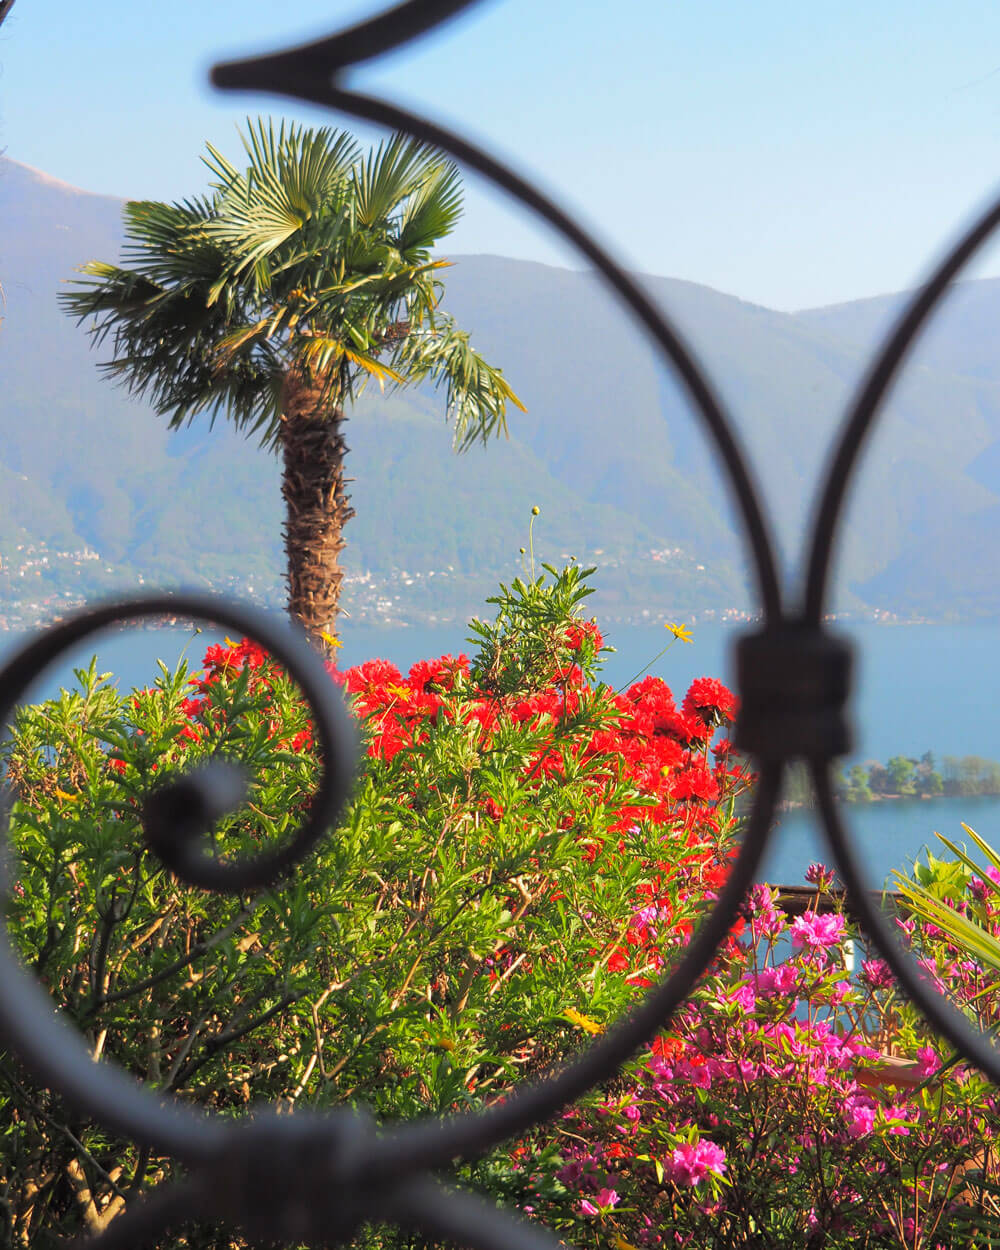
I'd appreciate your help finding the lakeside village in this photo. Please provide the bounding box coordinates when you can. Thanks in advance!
[0,538,925,633]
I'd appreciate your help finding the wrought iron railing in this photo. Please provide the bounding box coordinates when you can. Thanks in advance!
[3,1,1000,1245]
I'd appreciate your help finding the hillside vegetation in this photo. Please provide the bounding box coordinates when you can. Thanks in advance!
[3,155,1000,624]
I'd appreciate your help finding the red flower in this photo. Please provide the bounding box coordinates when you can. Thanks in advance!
[563,620,603,652]
[408,654,469,694]
[607,946,630,973]
[682,677,738,728]
[670,764,719,803]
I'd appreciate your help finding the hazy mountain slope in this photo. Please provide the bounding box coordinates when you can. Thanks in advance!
[4,154,1000,622]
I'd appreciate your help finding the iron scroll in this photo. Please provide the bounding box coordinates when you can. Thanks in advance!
[1,1,999,1245]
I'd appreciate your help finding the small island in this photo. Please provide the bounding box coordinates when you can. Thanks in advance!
[782,752,1000,807]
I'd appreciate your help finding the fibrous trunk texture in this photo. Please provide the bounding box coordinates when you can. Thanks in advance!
[279,370,355,657]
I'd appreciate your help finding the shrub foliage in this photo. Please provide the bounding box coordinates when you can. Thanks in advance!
[0,564,747,1246]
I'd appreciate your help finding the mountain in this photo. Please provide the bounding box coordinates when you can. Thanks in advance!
[2,154,1000,626]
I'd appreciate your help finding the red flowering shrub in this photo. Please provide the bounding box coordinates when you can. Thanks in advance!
[0,563,752,1245]
[6,560,997,1248]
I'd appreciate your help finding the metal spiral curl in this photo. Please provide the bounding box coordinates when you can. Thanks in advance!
[0,1,997,1246]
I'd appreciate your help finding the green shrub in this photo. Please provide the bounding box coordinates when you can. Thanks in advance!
[0,565,746,1246]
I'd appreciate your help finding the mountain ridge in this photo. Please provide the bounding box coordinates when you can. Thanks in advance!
[3,155,1000,626]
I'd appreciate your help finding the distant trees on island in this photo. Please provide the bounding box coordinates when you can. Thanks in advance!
[782,752,1000,807]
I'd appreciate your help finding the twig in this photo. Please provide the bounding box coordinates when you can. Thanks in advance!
[169,993,297,1090]
[85,906,255,1016]
[0,1063,128,1204]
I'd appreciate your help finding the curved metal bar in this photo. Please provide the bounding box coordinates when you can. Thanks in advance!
[0,593,357,1157]
[209,76,783,624]
[7,4,999,1247]
[385,1174,568,1250]
[804,190,1000,622]
[213,0,482,78]
[812,763,1000,1085]
[371,765,778,1178]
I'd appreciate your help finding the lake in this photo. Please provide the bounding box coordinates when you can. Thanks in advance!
[2,616,997,890]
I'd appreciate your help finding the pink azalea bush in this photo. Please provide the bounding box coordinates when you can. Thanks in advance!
[519,868,1000,1249]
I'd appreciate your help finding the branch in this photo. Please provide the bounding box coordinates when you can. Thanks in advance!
[0,1062,129,1206]
[65,1158,126,1235]
[167,992,297,1091]
[89,894,122,1014]
[84,906,255,1016]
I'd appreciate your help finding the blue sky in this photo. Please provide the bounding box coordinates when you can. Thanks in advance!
[3,0,1000,309]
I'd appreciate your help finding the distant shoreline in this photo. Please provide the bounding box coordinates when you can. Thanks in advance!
[777,791,998,813]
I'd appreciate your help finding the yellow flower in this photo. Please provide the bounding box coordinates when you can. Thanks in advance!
[563,1007,603,1035]
[386,684,412,702]
[318,630,343,650]
[665,622,693,644]
[433,1037,456,1052]
[53,788,81,804]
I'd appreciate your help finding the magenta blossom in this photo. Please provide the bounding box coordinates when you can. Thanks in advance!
[860,958,893,989]
[915,1045,940,1078]
[790,911,845,953]
[753,964,798,998]
[663,1139,727,1187]
[805,862,835,890]
[580,1188,620,1215]
[844,1094,876,1139]
[729,983,756,1013]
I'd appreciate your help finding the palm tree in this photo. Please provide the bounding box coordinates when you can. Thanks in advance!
[61,119,522,654]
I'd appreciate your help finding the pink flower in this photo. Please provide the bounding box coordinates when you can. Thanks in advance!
[663,1139,727,1187]
[861,958,893,989]
[915,1045,939,1078]
[805,862,835,890]
[580,1189,619,1216]
[746,884,784,939]
[730,983,756,1013]
[844,1095,876,1138]
[790,911,845,953]
[753,964,799,998]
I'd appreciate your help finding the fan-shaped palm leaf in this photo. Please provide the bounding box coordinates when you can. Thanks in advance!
[392,316,526,451]
[61,116,522,649]
[352,134,446,229]
[398,162,463,253]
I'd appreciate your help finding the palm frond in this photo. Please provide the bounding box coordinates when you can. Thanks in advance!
[398,160,464,252]
[119,200,225,287]
[210,319,274,371]
[892,875,1000,976]
[59,116,518,460]
[352,134,448,229]
[391,314,525,451]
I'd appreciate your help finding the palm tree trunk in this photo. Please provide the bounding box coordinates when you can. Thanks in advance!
[278,370,355,656]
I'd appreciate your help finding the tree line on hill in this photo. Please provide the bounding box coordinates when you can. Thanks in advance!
[782,752,1000,807]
